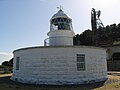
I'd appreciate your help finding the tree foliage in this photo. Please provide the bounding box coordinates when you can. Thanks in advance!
[0,58,13,73]
[73,23,120,46]
[2,58,13,67]
[74,29,93,46]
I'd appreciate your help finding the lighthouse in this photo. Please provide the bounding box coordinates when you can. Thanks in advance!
[11,8,107,85]
[45,9,75,46]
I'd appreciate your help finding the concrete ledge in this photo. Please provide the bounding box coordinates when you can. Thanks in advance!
[13,45,106,53]
[10,76,107,85]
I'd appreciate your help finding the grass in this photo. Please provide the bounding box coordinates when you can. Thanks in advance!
[94,82,120,90]
[94,75,120,90]
[0,74,120,90]
[0,73,12,77]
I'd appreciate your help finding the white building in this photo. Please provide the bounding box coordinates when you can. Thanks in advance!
[11,9,107,85]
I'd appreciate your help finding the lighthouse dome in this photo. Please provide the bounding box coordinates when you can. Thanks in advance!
[51,9,71,20]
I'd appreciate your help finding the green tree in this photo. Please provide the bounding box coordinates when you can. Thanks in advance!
[74,23,120,46]
[1,58,13,73]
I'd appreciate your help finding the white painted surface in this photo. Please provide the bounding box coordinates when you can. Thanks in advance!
[47,9,75,46]
[50,9,71,22]
[11,46,107,85]
[47,30,75,46]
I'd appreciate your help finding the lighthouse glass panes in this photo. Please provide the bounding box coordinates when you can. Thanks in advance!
[77,54,85,71]
[50,17,73,31]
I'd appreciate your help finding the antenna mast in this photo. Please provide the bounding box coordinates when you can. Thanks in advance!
[91,8,104,46]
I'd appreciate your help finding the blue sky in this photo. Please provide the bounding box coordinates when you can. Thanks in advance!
[0,0,120,59]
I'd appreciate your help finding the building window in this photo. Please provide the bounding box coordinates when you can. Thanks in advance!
[77,54,85,71]
[16,57,20,70]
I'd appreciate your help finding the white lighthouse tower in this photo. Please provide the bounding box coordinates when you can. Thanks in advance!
[45,9,75,46]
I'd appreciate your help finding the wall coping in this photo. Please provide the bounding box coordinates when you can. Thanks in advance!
[13,45,106,53]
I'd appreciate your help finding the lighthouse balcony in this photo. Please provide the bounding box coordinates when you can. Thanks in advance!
[44,37,73,46]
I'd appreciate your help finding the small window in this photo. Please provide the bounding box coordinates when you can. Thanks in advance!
[77,54,85,71]
[16,57,20,70]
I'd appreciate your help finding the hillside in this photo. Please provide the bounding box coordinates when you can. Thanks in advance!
[74,23,120,46]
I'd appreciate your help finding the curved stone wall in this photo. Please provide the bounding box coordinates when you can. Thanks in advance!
[11,46,107,85]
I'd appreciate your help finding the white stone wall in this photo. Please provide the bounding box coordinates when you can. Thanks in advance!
[47,30,75,46]
[11,46,107,85]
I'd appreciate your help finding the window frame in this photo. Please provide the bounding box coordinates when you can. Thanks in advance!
[16,57,20,70]
[76,54,85,71]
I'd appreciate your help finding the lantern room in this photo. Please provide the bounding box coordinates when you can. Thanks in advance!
[50,9,73,31]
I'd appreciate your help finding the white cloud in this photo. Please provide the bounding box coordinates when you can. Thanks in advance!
[0,52,13,65]
[0,52,13,56]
